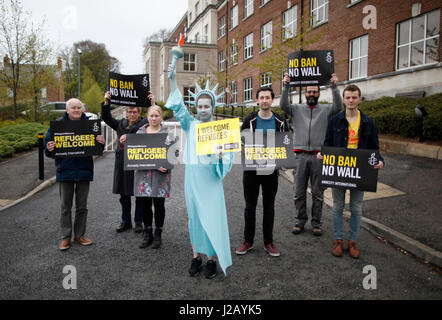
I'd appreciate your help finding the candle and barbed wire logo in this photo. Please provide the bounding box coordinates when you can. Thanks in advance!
[368,153,378,166]
[93,122,100,133]
[142,76,149,88]
[326,52,333,64]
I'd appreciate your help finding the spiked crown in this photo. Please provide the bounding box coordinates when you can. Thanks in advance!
[185,80,225,110]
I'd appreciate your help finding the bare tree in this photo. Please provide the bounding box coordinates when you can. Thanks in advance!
[143,28,171,51]
[0,0,32,120]
[26,22,56,121]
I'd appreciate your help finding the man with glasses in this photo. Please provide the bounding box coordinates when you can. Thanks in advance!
[102,92,149,234]
[281,73,341,237]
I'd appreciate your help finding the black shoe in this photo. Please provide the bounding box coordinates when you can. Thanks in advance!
[116,223,132,233]
[134,223,143,233]
[139,227,153,248]
[152,228,162,249]
[188,257,202,277]
[313,227,323,236]
[204,260,217,279]
[292,225,304,234]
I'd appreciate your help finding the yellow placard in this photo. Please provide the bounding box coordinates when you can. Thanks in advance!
[196,118,241,155]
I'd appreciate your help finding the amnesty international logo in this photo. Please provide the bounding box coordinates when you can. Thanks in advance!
[326,52,333,64]
[142,76,149,88]
[92,122,100,133]
[368,153,378,166]
[283,134,291,145]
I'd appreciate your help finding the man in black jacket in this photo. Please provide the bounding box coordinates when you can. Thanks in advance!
[235,87,290,257]
[102,92,149,233]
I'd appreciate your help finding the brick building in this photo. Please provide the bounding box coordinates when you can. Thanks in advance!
[216,0,441,105]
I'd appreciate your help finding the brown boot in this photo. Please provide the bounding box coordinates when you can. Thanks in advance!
[348,240,360,259]
[332,240,343,257]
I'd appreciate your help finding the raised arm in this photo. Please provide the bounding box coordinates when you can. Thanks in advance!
[101,91,119,131]
[280,73,294,117]
[330,73,342,116]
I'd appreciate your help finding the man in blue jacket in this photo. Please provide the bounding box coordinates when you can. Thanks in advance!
[319,84,384,258]
[44,98,105,251]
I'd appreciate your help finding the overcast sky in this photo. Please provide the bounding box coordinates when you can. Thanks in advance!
[21,0,188,74]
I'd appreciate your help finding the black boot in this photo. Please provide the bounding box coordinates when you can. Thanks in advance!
[152,228,162,249]
[139,227,153,248]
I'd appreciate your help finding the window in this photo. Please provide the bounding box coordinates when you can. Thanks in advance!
[230,81,237,104]
[218,87,225,103]
[184,53,196,71]
[261,21,272,51]
[184,87,196,107]
[283,5,297,40]
[195,1,200,16]
[244,33,254,60]
[230,43,238,65]
[261,0,270,6]
[396,9,440,70]
[349,35,368,79]
[260,73,272,87]
[41,87,47,99]
[311,0,329,27]
[245,0,254,19]
[219,16,226,38]
[195,32,200,43]
[219,50,226,71]
[204,24,209,43]
[231,5,238,29]
[244,77,253,102]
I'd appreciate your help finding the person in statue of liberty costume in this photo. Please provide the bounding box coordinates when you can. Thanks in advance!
[165,59,233,279]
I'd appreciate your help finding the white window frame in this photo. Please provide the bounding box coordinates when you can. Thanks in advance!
[396,9,440,70]
[245,0,254,19]
[283,5,297,40]
[230,81,238,104]
[184,53,196,72]
[231,5,238,30]
[218,87,225,103]
[311,0,329,27]
[244,77,253,102]
[261,0,270,6]
[261,21,272,52]
[219,16,226,38]
[195,1,200,16]
[230,43,238,65]
[219,50,226,71]
[260,73,272,88]
[184,87,196,107]
[349,35,368,80]
[244,33,254,60]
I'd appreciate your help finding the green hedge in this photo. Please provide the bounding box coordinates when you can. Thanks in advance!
[0,122,48,159]
[359,93,442,141]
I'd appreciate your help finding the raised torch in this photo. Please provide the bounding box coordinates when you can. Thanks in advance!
[168,34,184,79]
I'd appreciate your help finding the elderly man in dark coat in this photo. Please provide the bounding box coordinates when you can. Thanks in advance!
[101,91,149,233]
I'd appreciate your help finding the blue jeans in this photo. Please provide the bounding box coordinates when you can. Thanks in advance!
[331,188,364,241]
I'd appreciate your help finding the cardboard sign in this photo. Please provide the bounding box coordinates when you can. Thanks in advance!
[242,132,296,171]
[124,133,179,170]
[196,118,241,156]
[50,120,102,158]
[320,147,380,192]
[287,50,334,86]
[109,72,151,108]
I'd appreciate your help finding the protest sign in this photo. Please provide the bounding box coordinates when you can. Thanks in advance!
[320,147,380,192]
[242,132,296,171]
[50,120,102,158]
[287,50,334,86]
[124,133,178,170]
[196,118,241,156]
[109,72,151,107]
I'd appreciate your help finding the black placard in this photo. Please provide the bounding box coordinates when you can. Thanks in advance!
[242,132,296,171]
[109,72,151,108]
[50,120,103,158]
[287,50,334,86]
[124,133,179,171]
[320,147,380,192]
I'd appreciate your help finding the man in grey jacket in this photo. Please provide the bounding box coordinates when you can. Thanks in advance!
[280,73,341,236]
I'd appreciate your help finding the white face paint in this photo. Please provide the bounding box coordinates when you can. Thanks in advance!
[197,97,213,122]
